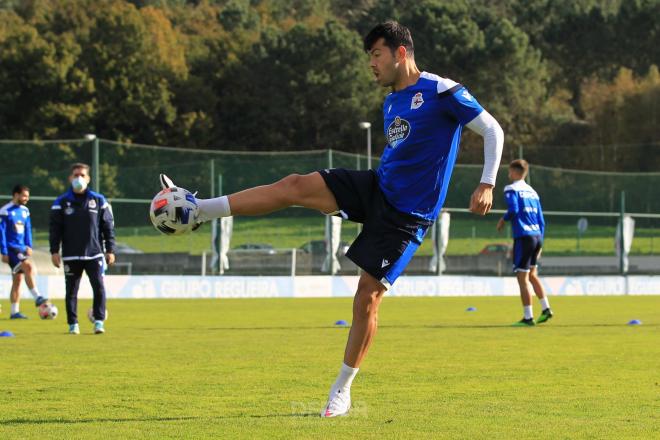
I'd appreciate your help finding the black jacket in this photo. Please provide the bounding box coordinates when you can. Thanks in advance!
[49,188,115,260]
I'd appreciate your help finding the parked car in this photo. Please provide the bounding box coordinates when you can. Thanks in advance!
[478,243,512,258]
[113,242,144,254]
[299,240,350,256]
[228,243,277,255]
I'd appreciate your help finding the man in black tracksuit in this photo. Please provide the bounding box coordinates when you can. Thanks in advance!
[49,163,115,334]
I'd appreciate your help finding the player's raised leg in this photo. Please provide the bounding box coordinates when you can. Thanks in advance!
[188,172,339,220]
[530,266,553,323]
[20,259,48,306]
[322,272,388,418]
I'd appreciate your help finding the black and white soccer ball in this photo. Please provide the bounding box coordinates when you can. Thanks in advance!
[87,307,109,323]
[38,302,58,320]
[149,185,199,235]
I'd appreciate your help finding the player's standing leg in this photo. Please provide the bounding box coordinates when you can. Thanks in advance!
[513,271,535,326]
[322,272,387,417]
[64,261,84,334]
[85,258,107,334]
[530,266,552,323]
[9,272,27,319]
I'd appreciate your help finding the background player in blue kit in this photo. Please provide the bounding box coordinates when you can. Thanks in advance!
[49,163,116,335]
[497,159,553,326]
[0,185,48,319]
[163,21,504,417]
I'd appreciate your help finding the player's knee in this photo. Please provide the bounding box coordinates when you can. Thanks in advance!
[515,271,529,282]
[278,174,305,201]
[354,288,384,318]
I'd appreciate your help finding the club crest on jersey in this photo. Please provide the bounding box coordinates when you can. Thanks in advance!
[387,116,411,148]
[411,92,424,109]
[88,199,97,209]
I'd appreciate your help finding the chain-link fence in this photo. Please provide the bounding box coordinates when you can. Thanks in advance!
[1,138,659,276]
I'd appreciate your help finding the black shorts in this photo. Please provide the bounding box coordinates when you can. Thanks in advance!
[6,248,27,274]
[513,235,542,272]
[319,168,432,287]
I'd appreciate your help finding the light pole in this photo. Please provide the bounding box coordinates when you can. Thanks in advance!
[84,133,99,191]
[358,121,372,169]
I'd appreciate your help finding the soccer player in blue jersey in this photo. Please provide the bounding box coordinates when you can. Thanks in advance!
[0,185,48,319]
[497,160,552,326]
[164,21,504,417]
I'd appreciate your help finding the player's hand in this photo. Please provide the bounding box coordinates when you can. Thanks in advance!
[25,247,32,256]
[469,183,494,216]
[51,253,61,268]
[496,218,505,232]
[105,253,116,266]
[1,255,8,264]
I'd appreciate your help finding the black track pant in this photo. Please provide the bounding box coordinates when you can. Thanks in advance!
[64,258,106,325]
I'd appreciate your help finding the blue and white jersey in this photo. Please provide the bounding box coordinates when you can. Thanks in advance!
[377,72,484,220]
[502,180,545,239]
[0,202,32,255]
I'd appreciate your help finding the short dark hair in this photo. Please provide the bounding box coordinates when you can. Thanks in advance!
[363,21,414,56]
[509,159,529,177]
[12,184,29,195]
[70,162,91,173]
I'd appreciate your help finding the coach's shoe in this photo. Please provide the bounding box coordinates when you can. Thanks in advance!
[321,388,351,418]
[512,318,535,327]
[537,308,553,324]
[35,296,49,307]
[69,323,80,335]
[94,320,105,334]
[10,312,28,319]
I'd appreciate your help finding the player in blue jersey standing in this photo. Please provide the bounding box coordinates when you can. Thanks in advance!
[497,159,553,326]
[163,21,504,417]
[0,185,49,319]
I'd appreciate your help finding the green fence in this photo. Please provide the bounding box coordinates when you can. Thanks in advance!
[1,138,659,259]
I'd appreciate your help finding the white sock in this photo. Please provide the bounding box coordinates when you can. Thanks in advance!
[197,196,231,220]
[540,297,550,311]
[332,363,359,393]
[11,303,19,314]
[29,287,40,299]
[523,305,533,320]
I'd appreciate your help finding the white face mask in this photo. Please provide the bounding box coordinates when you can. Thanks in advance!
[72,176,88,192]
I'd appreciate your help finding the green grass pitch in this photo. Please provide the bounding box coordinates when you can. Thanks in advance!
[0,296,658,439]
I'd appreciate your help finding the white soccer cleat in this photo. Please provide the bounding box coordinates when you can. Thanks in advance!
[159,173,176,189]
[320,388,351,418]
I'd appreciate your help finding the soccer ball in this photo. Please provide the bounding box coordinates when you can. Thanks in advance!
[87,307,109,323]
[149,187,199,235]
[38,302,58,320]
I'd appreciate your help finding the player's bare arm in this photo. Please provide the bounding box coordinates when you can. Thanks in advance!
[496,217,506,232]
